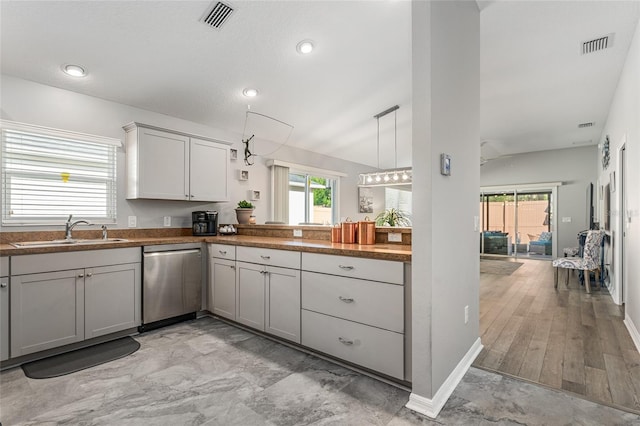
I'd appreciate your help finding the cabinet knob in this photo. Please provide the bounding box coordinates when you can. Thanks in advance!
[0,282,7,288]
[185,194,189,198]
[338,296,354,303]
[86,273,93,277]
[77,273,84,278]
[338,265,354,270]
[219,250,227,255]
[338,337,354,345]
[260,255,271,260]
[230,265,236,270]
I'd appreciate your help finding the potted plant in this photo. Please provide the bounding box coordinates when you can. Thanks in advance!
[375,208,411,227]
[235,200,255,224]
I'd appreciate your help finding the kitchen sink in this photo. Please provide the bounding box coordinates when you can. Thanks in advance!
[11,238,129,248]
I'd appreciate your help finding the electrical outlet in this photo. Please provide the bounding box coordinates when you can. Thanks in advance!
[464,305,469,324]
[293,229,303,237]
[562,217,572,223]
[388,233,402,242]
[474,215,479,231]
[128,216,137,228]
[163,216,171,227]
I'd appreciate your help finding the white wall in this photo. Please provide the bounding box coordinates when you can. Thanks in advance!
[596,18,640,340]
[480,146,598,252]
[410,0,480,413]
[0,75,375,231]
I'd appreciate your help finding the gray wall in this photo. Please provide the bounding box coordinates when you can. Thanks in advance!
[480,146,597,254]
[597,18,640,337]
[411,0,480,400]
[0,75,375,231]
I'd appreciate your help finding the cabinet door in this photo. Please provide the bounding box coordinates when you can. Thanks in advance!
[11,270,85,357]
[235,261,265,330]
[1,276,8,361]
[210,258,236,320]
[190,138,229,202]
[85,263,141,339]
[137,127,190,200]
[265,266,301,343]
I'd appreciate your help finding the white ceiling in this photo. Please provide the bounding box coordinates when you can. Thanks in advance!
[1,1,639,168]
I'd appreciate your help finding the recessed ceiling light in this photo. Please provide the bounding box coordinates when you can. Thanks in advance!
[242,88,258,97]
[63,64,86,77]
[296,40,314,54]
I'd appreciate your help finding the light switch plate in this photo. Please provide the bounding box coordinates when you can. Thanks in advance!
[163,216,171,227]
[388,232,402,242]
[562,217,572,223]
[293,229,303,237]
[128,216,137,228]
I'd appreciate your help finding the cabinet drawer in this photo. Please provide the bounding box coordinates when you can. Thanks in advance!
[209,243,236,260]
[301,253,403,284]
[237,246,300,269]
[302,271,403,333]
[301,310,404,380]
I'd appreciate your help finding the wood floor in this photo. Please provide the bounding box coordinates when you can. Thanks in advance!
[474,257,640,414]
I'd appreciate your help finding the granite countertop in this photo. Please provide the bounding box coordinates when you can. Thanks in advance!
[0,234,411,262]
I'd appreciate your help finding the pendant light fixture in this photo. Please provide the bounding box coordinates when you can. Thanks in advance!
[359,105,412,187]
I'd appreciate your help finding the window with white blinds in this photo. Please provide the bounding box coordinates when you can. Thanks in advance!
[1,122,118,225]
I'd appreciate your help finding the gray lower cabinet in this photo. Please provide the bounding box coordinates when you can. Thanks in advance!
[236,260,301,343]
[85,263,141,339]
[10,248,141,358]
[11,269,85,356]
[210,258,237,320]
[1,257,10,361]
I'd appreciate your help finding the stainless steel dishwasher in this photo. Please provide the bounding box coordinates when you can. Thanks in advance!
[140,243,202,331]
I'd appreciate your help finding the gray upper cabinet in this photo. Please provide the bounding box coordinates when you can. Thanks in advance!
[124,123,230,202]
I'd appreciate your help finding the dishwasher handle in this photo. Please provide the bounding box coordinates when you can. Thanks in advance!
[144,249,201,257]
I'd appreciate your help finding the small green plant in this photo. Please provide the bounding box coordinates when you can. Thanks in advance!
[375,208,411,227]
[237,200,255,209]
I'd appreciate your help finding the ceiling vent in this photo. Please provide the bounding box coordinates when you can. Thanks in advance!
[582,34,614,55]
[201,1,234,30]
[578,122,594,128]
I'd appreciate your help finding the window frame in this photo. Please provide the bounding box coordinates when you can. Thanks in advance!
[1,120,121,226]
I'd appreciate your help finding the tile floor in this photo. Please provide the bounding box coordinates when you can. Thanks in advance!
[1,317,639,425]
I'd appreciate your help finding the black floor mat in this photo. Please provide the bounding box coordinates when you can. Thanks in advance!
[21,336,140,379]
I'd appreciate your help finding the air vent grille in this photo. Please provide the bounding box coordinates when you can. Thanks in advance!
[582,34,614,55]
[578,122,594,128]
[202,1,234,29]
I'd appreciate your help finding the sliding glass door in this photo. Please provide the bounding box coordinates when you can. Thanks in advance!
[480,190,552,258]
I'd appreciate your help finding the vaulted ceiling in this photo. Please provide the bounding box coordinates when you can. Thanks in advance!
[1,1,639,168]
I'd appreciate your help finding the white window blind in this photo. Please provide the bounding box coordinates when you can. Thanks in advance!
[1,122,118,225]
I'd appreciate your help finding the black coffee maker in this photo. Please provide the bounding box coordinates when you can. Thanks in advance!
[192,211,218,236]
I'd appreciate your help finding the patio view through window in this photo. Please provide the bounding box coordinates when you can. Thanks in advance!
[289,173,335,225]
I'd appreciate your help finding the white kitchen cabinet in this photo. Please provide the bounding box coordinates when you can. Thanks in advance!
[235,247,301,343]
[208,244,237,320]
[124,122,230,202]
[85,263,141,339]
[11,269,85,356]
[10,248,141,358]
[1,257,10,361]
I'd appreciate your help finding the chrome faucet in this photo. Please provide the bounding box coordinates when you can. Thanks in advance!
[64,215,92,241]
[101,225,108,240]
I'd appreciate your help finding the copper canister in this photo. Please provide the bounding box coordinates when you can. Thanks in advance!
[331,225,342,243]
[358,217,376,245]
[341,218,358,244]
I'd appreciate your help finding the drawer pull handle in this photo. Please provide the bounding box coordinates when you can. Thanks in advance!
[338,337,354,345]
[0,282,7,288]
[86,273,93,277]
[219,250,227,255]
[260,255,271,260]
[338,265,354,270]
[338,296,354,303]
[77,274,84,278]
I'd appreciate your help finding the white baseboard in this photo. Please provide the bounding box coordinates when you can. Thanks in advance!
[405,337,483,419]
[624,313,640,353]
